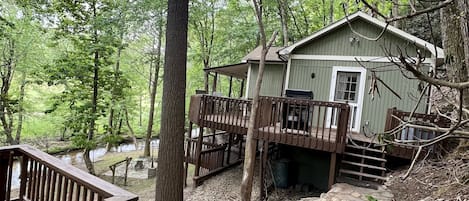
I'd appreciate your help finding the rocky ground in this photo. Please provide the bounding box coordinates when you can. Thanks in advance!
[386,150,469,201]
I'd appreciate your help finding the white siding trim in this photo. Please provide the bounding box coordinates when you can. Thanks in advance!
[245,64,252,98]
[283,57,292,95]
[328,66,367,132]
[291,54,435,64]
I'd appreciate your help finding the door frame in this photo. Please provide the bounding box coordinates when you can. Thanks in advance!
[327,66,367,132]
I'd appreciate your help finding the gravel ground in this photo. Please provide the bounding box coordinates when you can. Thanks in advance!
[184,164,320,201]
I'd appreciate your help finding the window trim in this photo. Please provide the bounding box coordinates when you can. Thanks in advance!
[328,66,367,132]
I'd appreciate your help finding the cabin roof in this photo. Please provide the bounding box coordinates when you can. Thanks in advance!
[241,46,285,62]
[205,46,285,79]
[204,62,249,79]
[279,11,444,59]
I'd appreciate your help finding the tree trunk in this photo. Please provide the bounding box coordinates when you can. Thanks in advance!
[0,39,15,145]
[154,0,188,200]
[392,0,400,27]
[241,1,277,200]
[124,108,138,147]
[277,0,289,45]
[329,0,334,24]
[144,15,163,157]
[15,72,27,145]
[84,1,99,175]
[441,1,468,103]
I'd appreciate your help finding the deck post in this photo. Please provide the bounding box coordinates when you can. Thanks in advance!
[239,79,245,98]
[259,140,269,200]
[228,76,233,98]
[194,127,204,180]
[328,153,337,189]
[0,157,8,200]
[19,155,29,199]
[238,135,243,160]
[226,133,233,165]
[212,73,218,94]
[184,122,193,187]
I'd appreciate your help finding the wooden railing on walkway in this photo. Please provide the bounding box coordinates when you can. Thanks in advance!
[185,138,226,170]
[0,145,138,201]
[184,130,243,187]
[384,107,451,158]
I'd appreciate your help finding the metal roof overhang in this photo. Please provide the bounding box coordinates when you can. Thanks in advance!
[204,62,249,79]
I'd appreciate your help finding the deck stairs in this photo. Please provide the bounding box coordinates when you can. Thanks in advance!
[338,139,387,184]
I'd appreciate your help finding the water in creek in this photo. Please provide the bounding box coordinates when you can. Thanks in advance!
[10,139,159,189]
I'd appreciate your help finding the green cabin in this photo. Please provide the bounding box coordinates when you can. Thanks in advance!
[192,11,445,193]
[213,11,444,135]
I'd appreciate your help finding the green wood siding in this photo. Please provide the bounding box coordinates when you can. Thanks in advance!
[294,19,432,58]
[247,63,286,98]
[288,59,427,133]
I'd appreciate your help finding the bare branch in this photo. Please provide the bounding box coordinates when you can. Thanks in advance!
[360,0,454,23]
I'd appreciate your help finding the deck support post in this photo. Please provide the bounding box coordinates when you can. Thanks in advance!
[259,140,269,200]
[19,155,29,199]
[328,153,337,190]
[238,135,243,160]
[239,79,245,98]
[184,122,193,187]
[212,72,218,94]
[0,157,8,201]
[228,76,233,98]
[194,126,204,182]
[226,133,233,165]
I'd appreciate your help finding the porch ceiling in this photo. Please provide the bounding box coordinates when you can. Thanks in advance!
[204,62,249,79]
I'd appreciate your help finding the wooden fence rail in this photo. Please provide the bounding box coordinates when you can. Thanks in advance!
[0,145,138,201]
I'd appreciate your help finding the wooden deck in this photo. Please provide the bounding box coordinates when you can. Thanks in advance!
[190,95,351,154]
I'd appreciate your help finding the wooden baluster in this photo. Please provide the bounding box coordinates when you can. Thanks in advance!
[27,159,35,199]
[82,188,88,201]
[89,192,95,201]
[56,175,63,201]
[5,151,14,201]
[45,168,52,201]
[321,105,327,151]
[75,184,81,201]
[34,163,42,201]
[19,155,29,200]
[50,171,58,201]
[40,164,47,201]
[0,154,9,201]
[67,181,74,201]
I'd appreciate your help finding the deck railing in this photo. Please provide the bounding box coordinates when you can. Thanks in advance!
[384,108,451,158]
[189,95,350,153]
[384,107,451,142]
[185,137,226,170]
[0,145,138,201]
[190,95,252,135]
[254,96,350,153]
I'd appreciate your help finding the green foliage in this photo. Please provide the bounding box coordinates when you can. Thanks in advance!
[366,195,379,201]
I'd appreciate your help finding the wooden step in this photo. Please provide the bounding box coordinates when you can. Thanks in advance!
[346,144,386,153]
[341,160,387,171]
[339,169,387,181]
[343,152,387,162]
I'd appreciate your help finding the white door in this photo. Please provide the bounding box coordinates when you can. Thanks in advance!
[328,66,366,132]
